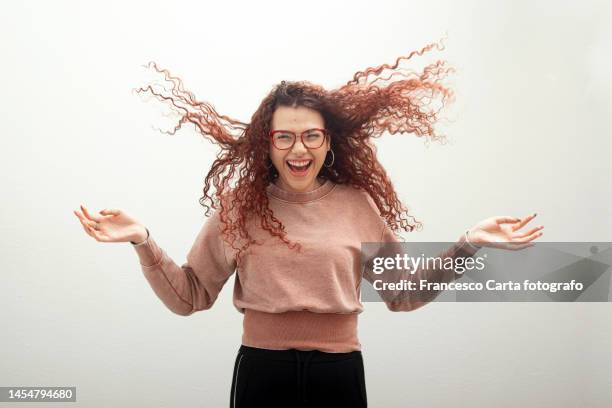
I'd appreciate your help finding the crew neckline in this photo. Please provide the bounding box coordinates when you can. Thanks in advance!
[266,178,336,203]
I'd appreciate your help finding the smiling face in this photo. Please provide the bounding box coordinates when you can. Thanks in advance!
[269,105,331,193]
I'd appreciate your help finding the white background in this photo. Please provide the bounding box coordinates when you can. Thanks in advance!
[1,0,611,407]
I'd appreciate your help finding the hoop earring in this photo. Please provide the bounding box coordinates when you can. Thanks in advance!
[324,149,335,167]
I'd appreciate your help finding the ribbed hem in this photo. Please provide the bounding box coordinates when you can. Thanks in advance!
[242,309,361,353]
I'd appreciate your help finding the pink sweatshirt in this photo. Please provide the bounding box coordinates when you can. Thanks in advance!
[132,179,479,352]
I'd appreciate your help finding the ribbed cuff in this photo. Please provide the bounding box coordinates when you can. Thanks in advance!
[131,231,163,268]
[457,232,481,257]
[464,229,483,251]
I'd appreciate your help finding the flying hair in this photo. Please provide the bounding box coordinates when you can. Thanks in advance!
[132,36,456,267]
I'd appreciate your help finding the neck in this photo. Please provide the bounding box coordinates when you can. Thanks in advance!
[274,177,323,193]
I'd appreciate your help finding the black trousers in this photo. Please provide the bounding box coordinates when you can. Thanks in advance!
[230,345,367,408]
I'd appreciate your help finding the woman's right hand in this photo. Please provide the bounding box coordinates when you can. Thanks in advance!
[73,204,148,244]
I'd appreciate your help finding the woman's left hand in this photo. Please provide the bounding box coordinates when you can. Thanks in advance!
[467,213,544,250]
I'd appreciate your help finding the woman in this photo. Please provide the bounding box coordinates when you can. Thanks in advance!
[74,40,543,407]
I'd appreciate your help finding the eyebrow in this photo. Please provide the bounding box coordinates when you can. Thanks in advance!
[272,127,321,132]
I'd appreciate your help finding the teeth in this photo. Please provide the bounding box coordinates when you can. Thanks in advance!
[287,160,312,166]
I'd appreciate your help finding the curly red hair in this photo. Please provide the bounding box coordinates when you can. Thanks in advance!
[134,38,456,267]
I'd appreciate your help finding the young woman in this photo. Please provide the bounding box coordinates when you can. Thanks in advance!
[74,40,543,408]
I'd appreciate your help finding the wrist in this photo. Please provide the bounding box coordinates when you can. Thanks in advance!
[465,229,482,250]
[130,225,149,245]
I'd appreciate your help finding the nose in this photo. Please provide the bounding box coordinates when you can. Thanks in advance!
[291,138,308,154]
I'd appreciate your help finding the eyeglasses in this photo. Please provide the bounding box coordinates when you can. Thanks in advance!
[269,128,329,150]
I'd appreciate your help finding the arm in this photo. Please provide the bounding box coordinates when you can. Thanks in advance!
[363,221,480,312]
[131,211,236,316]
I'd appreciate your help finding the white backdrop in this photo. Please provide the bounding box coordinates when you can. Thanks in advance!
[1,0,611,407]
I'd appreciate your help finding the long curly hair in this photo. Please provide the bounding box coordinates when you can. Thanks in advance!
[133,38,455,267]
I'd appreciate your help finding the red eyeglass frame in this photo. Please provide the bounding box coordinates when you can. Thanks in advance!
[268,128,329,150]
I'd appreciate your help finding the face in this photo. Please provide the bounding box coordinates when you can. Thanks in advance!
[269,105,331,193]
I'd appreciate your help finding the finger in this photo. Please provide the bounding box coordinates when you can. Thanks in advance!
[513,229,543,243]
[513,225,544,239]
[77,213,104,239]
[78,215,105,241]
[88,226,105,241]
[74,211,96,238]
[100,208,121,216]
[496,216,521,224]
[486,242,515,250]
[80,205,102,222]
[506,242,536,251]
[75,210,98,229]
[492,241,535,251]
[79,219,92,237]
[511,213,538,231]
[74,210,90,226]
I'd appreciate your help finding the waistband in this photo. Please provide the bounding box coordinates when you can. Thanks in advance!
[241,309,361,353]
[238,344,361,362]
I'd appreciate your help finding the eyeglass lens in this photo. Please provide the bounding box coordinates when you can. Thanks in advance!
[272,129,325,149]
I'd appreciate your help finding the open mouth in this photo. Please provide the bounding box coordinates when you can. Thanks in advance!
[286,159,313,175]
